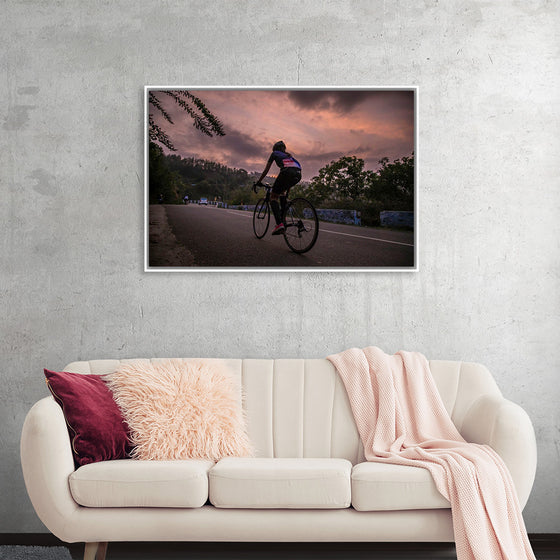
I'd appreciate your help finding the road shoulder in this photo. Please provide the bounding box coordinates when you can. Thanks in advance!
[148,205,195,268]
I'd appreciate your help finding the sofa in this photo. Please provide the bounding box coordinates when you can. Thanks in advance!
[21,358,537,560]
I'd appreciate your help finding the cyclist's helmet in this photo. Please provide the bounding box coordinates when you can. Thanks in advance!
[273,141,286,152]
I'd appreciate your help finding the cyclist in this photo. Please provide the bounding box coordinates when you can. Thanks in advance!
[255,141,302,235]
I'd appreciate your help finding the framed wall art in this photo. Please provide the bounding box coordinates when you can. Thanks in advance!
[144,86,417,271]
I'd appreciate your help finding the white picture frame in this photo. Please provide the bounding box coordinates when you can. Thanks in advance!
[144,86,418,272]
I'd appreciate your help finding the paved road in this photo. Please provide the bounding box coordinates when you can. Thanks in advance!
[160,204,415,269]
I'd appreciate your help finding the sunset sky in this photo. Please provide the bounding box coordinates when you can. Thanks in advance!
[149,88,415,182]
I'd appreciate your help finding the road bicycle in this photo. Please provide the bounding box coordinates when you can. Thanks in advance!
[252,183,319,254]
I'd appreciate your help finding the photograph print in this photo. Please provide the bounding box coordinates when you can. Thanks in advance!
[145,87,416,270]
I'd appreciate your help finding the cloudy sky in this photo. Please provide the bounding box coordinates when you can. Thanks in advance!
[149,88,415,182]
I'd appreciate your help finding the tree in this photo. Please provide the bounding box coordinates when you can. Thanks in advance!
[148,90,225,151]
[368,154,414,210]
[148,142,186,203]
[308,156,368,205]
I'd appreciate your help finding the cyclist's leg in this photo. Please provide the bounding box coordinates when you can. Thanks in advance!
[282,169,301,219]
[270,193,283,225]
[272,169,301,226]
[271,174,289,225]
[280,194,288,220]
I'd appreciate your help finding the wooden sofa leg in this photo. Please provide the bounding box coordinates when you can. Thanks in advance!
[84,542,98,560]
[97,542,108,560]
[84,542,108,560]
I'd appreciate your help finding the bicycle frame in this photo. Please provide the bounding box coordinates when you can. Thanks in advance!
[252,183,319,254]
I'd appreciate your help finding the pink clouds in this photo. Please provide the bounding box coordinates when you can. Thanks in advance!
[149,88,415,181]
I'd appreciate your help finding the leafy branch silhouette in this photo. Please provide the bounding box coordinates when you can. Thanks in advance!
[148,90,225,151]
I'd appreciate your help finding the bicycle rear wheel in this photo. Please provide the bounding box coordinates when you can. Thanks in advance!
[283,198,319,253]
[253,198,270,239]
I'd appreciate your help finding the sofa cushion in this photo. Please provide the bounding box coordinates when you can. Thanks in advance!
[44,369,131,467]
[209,457,352,509]
[351,462,450,511]
[69,459,214,508]
[104,359,252,461]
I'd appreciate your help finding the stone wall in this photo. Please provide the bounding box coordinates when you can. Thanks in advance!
[380,211,414,229]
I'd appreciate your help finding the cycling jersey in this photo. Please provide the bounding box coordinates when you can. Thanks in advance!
[268,150,302,171]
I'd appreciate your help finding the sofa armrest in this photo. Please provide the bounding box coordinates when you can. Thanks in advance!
[460,394,537,509]
[20,397,80,540]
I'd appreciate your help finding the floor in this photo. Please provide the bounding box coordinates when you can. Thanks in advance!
[61,540,558,560]
[2,537,557,559]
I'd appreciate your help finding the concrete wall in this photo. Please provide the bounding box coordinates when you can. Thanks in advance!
[1,1,558,533]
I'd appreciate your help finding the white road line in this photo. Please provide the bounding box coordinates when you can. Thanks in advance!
[225,210,252,218]
[321,229,414,247]
[225,209,413,246]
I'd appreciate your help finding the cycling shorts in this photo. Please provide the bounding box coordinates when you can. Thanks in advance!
[272,167,301,195]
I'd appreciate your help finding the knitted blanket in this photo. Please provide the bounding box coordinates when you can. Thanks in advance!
[327,347,535,560]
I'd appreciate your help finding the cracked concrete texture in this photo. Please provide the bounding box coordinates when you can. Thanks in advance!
[1,0,559,533]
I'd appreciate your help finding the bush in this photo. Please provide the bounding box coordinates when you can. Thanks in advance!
[359,203,382,227]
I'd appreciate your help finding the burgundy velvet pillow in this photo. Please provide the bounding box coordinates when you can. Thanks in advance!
[44,369,132,467]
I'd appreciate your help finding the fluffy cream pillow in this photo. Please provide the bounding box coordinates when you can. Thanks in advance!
[105,359,252,461]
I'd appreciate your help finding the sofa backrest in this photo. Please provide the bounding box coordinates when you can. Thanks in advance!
[63,358,502,464]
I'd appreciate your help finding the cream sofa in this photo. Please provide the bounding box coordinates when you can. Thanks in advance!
[21,358,537,560]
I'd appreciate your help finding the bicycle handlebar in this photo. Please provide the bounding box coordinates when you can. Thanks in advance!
[252,181,269,193]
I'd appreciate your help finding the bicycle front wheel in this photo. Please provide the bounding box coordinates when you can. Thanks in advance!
[283,198,319,253]
[253,198,270,239]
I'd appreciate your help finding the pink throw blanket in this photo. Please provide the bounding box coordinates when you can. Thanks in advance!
[327,347,535,560]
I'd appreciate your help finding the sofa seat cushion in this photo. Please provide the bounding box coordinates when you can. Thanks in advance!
[351,462,450,511]
[209,457,352,509]
[69,459,214,508]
